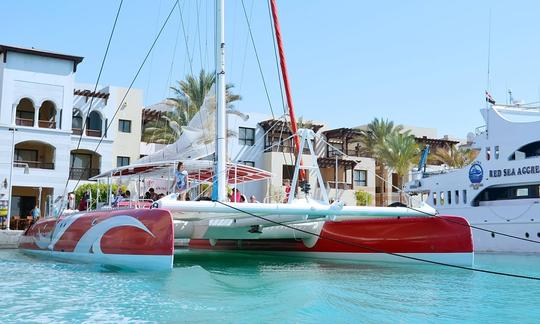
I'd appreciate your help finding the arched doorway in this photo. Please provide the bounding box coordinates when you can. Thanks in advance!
[69,149,101,180]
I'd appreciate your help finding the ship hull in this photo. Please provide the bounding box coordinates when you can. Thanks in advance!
[189,215,474,266]
[18,208,174,271]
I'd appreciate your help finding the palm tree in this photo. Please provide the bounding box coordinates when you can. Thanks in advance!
[357,118,404,157]
[375,132,419,203]
[143,69,241,143]
[431,146,478,168]
[356,118,405,206]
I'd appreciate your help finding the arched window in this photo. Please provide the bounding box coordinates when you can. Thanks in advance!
[509,141,540,160]
[38,100,57,129]
[15,98,35,127]
[87,111,103,137]
[69,149,101,180]
[72,109,83,135]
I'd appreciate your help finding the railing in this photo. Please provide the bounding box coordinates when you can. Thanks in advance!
[69,168,100,180]
[327,181,352,190]
[475,125,487,135]
[14,160,54,170]
[72,128,83,135]
[264,145,310,154]
[38,120,56,128]
[15,117,34,127]
[86,129,102,137]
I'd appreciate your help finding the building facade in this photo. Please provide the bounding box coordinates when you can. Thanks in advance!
[0,45,142,224]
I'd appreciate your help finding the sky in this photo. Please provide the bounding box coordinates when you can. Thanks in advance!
[2,0,540,139]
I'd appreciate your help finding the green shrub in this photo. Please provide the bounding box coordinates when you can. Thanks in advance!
[74,183,126,209]
[355,190,373,206]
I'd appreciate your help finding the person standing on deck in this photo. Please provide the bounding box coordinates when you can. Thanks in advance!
[173,162,189,201]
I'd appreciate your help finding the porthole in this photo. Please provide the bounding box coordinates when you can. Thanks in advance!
[491,232,495,238]
[537,232,540,238]
[525,232,530,238]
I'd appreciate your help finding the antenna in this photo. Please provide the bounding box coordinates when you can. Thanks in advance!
[486,9,492,94]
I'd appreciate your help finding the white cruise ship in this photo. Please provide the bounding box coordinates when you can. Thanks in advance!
[406,103,540,252]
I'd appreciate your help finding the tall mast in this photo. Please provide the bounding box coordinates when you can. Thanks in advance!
[270,0,304,180]
[215,0,227,201]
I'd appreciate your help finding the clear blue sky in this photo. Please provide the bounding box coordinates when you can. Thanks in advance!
[2,0,540,138]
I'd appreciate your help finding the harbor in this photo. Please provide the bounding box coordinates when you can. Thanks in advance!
[1,0,540,322]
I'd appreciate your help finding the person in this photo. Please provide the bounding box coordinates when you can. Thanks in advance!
[125,190,131,200]
[148,188,158,201]
[249,195,259,203]
[230,188,242,202]
[78,193,89,211]
[112,188,124,207]
[173,162,189,201]
[31,205,41,222]
[67,192,76,210]
[283,179,291,203]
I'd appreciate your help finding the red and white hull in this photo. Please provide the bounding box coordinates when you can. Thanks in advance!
[18,209,174,271]
[189,215,474,266]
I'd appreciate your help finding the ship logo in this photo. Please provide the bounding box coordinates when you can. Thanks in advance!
[469,162,483,186]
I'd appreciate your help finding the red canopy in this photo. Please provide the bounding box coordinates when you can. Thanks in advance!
[91,161,272,184]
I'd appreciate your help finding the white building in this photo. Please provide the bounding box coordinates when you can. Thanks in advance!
[0,45,142,223]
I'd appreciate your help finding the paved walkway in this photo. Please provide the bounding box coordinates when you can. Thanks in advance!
[0,230,23,248]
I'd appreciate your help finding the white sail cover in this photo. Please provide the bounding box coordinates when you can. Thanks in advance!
[137,86,217,164]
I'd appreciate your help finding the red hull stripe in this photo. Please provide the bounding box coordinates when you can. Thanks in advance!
[190,215,473,254]
[19,209,174,256]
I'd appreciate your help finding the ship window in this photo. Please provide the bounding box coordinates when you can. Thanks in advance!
[463,190,467,204]
[472,184,539,204]
[495,146,500,159]
[447,191,452,205]
[432,192,437,205]
[486,147,491,160]
[440,192,445,205]
[455,190,459,205]
[509,141,540,160]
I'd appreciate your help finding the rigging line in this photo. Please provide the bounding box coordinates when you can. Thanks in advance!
[266,0,287,116]
[316,134,540,245]
[204,0,209,70]
[164,6,182,99]
[145,0,164,99]
[195,0,203,69]
[215,200,540,281]
[178,0,194,75]
[265,0,294,173]
[234,0,254,113]
[486,8,492,93]
[63,0,123,196]
[240,0,276,119]
[67,0,179,197]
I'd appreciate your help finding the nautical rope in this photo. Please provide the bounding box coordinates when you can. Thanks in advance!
[215,200,540,281]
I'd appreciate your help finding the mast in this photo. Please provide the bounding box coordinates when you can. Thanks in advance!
[215,0,227,201]
[270,0,304,180]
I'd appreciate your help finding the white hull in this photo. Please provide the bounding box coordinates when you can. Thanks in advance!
[437,205,540,253]
[21,249,173,271]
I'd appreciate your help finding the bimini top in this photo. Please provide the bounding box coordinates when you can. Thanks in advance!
[90,160,272,184]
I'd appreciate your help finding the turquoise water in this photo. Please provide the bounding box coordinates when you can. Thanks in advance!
[0,250,539,323]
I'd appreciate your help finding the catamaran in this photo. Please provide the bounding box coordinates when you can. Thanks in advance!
[19,0,473,270]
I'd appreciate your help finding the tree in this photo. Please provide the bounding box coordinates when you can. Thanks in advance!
[431,146,478,168]
[356,118,405,206]
[376,132,419,178]
[142,69,241,144]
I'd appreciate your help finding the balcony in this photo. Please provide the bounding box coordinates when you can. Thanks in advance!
[38,120,57,129]
[69,168,100,180]
[14,160,54,170]
[327,181,353,190]
[15,117,34,127]
[86,129,102,137]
